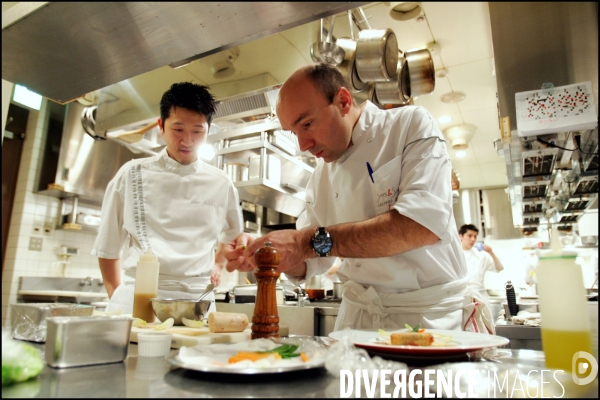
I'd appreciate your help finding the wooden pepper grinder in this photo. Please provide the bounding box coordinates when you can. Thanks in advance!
[252,242,281,339]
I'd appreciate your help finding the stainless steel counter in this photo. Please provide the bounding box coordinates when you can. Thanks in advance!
[3,335,598,398]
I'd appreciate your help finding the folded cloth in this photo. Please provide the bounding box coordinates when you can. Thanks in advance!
[462,288,496,335]
[511,311,541,326]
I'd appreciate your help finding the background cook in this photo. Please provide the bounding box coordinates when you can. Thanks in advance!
[92,82,243,315]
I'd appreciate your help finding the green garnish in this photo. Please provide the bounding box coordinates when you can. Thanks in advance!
[404,323,421,332]
[257,344,301,359]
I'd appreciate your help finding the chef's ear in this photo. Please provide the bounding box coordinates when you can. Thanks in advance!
[337,87,353,115]
[157,118,165,134]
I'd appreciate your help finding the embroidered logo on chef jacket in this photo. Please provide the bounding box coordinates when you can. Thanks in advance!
[369,155,402,215]
[376,187,400,210]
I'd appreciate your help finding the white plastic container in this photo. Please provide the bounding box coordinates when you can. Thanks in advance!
[536,229,593,372]
[137,332,173,357]
[132,249,160,322]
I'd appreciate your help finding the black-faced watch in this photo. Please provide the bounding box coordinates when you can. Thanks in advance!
[311,227,333,257]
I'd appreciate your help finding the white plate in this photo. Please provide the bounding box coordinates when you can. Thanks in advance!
[329,329,509,356]
[166,340,326,375]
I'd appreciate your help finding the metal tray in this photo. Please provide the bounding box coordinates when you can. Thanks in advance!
[10,303,95,342]
[45,316,134,368]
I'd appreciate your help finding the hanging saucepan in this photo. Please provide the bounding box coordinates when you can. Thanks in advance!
[374,56,411,105]
[404,48,435,96]
[333,11,373,104]
[336,37,374,105]
[355,28,399,82]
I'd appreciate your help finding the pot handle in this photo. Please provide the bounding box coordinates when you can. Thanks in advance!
[347,10,355,40]
[326,15,336,43]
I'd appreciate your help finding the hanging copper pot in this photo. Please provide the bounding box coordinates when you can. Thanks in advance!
[374,56,411,105]
[404,48,435,96]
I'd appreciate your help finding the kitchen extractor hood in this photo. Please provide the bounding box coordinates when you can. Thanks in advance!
[2,2,370,104]
[36,100,146,206]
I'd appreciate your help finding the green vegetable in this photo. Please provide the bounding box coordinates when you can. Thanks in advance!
[257,344,301,359]
[404,323,421,332]
[2,341,44,386]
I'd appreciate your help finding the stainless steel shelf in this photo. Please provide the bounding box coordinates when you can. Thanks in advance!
[502,128,598,229]
[234,178,307,217]
[209,118,282,141]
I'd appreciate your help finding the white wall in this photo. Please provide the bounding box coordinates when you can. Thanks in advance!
[1,98,102,327]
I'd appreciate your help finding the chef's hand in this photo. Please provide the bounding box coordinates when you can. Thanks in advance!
[225,233,257,272]
[243,229,311,277]
[210,265,221,287]
[483,244,493,254]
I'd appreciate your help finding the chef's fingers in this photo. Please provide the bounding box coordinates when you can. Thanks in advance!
[224,246,246,262]
[226,255,253,272]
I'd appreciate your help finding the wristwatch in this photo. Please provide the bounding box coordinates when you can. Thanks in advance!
[311,227,333,257]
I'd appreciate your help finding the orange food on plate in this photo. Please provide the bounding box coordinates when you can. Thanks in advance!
[390,331,434,346]
[228,351,281,364]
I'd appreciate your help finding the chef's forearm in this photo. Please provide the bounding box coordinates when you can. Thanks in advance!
[324,210,438,259]
[214,242,227,270]
[490,252,505,272]
[98,258,121,298]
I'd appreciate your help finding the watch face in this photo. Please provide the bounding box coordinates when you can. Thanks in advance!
[313,233,333,255]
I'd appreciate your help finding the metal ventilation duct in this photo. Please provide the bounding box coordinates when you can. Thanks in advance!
[2,2,370,104]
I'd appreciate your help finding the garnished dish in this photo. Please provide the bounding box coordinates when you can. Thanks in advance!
[167,338,327,374]
[376,324,456,347]
[330,327,509,357]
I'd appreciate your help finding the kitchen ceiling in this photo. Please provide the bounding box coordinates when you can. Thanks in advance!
[2,2,507,190]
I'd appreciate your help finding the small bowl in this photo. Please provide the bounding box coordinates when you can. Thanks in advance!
[150,298,211,325]
[137,332,173,357]
[305,289,325,300]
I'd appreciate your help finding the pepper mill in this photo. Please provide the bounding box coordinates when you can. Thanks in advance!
[252,242,281,339]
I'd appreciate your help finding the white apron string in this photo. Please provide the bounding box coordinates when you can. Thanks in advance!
[336,277,495,335]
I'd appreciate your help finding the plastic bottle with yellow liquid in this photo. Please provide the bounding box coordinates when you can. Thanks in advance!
[132,249,159,322]
[537,226,593,372]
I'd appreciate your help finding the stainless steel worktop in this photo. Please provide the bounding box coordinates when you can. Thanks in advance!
[3,331,599,398]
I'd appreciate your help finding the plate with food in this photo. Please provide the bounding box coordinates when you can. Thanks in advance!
[329,324,509,357]
[167,337,327,374]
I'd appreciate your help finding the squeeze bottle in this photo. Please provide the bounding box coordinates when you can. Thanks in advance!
[536,226,592,372]
[132,249,159,322]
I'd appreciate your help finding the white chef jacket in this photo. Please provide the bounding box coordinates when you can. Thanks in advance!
[296,101,468,331]
[463,247,497,295]
[92,148,243,312]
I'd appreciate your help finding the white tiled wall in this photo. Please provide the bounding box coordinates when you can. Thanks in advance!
[2,98,102,327]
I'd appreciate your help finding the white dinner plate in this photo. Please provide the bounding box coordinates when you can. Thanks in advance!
[329,329,509,357]
[166,340,326,375]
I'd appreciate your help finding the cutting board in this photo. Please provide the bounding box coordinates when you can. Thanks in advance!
[130,325,251,348]
[130,324,289,348]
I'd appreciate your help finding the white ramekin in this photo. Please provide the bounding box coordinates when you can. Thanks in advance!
[137,332,173,357]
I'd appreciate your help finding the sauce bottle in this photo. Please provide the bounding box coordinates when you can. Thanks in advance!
[132,249,159,322]
[537,226,593,372]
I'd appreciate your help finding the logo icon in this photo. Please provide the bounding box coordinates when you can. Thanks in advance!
[572,351,598,385]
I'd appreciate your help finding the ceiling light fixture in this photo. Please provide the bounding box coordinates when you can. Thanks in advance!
[389,2,423,21]
[211,60,235,79]
[440,91,466,104]
[435,68,449,79]
[438,115,452,124]
[455,150,467,158]
[211,47,240,79]
[13,84,42,110]
[443,124,476,150]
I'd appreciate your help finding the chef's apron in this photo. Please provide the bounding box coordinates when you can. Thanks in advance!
[335,277,495,334]
[106,274,216,317]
